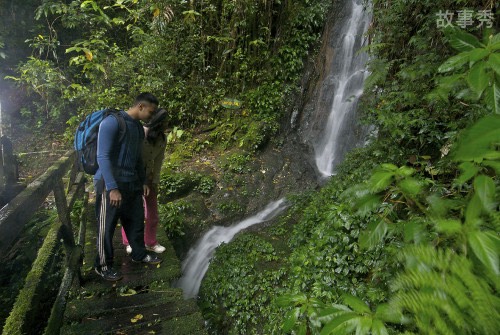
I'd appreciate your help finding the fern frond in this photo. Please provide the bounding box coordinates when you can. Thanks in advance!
[392,245,499,335]
[451,258,500,334]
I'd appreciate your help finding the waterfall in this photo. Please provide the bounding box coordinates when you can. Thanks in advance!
[313,0,371,177]
[176,0,372,300]
[176,199,288,298]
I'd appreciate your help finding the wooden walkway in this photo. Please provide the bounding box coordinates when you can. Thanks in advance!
[59,202,207,335]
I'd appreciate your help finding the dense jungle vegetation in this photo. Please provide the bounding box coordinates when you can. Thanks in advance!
[0,0,499,334]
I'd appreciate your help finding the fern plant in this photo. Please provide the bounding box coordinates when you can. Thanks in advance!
[393,245,499,335]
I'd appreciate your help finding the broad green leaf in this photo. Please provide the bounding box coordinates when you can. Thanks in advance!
[483,151,500,160]
[369,171,394,192]
[467,61,488,95]
[371,319,389,335]
[359,220,388,249]
[465,194,482,223]
[455,161,479,185]
[488,53,500,76]
[297,322,307,335]
[283,308,300,332]
[342,294,371,314]
[490,32,500,45]
[468,48,490,62]
[309,297,326,309]
[380,163,398,171]
[398,177,422,196]
[486,230,500,251]
[491,42,500,51]
[474,175,496,212]
[357,316,373,335]
[469,231,499,275]
[319,305,353,318]
[354,194,382,217]
[438,52,470,72]
[454,114,500,161]
[396,166,415,177]
[320,312,358,335]
[483,80,500,114]
[446,27,484,52]
[434,219,462,234]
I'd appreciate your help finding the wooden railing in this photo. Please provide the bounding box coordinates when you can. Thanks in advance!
[0,150,88,335]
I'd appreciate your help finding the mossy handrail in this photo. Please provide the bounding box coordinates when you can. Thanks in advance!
[0,150,88,335]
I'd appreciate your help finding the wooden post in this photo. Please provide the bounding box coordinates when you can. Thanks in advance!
[53,178,73,233]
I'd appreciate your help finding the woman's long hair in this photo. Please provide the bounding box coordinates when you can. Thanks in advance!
[145,109,168,144]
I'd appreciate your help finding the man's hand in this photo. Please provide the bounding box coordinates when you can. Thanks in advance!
[109,189,122,207]
[143,184,150,197]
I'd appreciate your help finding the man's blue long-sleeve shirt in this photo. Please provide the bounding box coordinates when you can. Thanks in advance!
[94,111,146,191]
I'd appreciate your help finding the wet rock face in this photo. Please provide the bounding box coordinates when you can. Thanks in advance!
[294,0,350,143]
[296,0,370,177]
[171,138,318,260]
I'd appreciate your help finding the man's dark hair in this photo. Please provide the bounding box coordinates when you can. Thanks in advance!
[134,92,159,106]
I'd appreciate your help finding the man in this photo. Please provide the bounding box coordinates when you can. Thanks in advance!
[94,92,162,281]
[121,109,169,254]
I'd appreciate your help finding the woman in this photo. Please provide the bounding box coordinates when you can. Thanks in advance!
[122,108,169,254]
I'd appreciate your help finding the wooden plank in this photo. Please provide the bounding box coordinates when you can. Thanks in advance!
[0,150,74,253]
[43,193,89,335]
[66,171,86,211]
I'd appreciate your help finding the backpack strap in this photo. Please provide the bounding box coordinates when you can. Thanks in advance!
[106,109,127,143]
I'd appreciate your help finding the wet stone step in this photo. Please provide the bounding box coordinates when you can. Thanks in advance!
[78,261,181,293]
[60,299,201,335]
[64,288,184,321]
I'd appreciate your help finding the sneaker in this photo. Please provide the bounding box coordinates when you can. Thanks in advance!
[133,253,162,265]
[94,267,123,281]
[146,244,166,253]
[125,245,132,255]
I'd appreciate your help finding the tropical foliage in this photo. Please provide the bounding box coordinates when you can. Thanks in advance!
[4,0,331,136]
[1,0,498,334]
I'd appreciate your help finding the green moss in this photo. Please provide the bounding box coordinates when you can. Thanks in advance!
[2,224,62,335]
[162,311,208,335]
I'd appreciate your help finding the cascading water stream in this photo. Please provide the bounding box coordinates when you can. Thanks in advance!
[176,199,288,298]
[314,0,371,177]
[176,0,371,299]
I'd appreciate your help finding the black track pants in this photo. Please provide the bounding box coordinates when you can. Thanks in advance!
[94,186,147,271]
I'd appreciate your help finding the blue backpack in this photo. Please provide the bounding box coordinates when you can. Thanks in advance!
[74,108,126,174]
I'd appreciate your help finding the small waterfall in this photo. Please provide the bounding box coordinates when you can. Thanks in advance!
[176,199,288,298]
[314,0,371,177]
